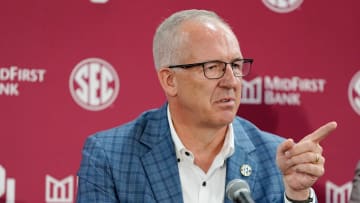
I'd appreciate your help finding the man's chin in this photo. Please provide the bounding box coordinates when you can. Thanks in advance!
[217,113,236,124]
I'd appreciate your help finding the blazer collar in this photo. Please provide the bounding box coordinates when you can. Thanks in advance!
[225,119,257,203]
[139,103,184,202]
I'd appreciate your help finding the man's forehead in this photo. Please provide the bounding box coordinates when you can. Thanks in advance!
[177,20,242,60]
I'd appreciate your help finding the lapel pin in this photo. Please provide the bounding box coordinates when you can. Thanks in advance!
[240,164,252,177]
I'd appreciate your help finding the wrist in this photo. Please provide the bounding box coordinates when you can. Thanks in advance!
[285,188,315,203]
[285,193,313,203]
[285,187,309,200]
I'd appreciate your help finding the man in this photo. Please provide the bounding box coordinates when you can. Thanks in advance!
[350,161,360,203]
[77,9,337,202]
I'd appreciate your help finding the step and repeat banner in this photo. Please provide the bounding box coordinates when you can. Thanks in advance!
[1,0,359,202]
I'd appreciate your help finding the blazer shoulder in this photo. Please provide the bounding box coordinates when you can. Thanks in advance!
[233,116,285,148]
[96,107,164,136]
[83,106,167,152]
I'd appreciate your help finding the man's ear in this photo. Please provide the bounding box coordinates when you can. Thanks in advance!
[157,68,177,97]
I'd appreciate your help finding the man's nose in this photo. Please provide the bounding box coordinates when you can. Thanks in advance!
[224,64,237,78]
[220,64,239,85]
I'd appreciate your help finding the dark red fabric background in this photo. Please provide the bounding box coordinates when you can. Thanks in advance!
[1,1,359,202]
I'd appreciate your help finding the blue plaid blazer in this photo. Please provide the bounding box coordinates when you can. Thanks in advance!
[77,104,286,202]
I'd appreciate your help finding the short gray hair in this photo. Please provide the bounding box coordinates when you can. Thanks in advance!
[152,9,234,70]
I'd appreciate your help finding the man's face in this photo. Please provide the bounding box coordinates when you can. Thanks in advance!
[172,21,243,128]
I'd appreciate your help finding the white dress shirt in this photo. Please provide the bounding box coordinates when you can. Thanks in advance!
[167,106,234,203]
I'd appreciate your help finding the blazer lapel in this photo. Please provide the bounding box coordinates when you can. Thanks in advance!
[139,105,183,202]
[225,120,258,203]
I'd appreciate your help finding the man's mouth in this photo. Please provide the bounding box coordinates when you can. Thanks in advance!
[220,98,231,102]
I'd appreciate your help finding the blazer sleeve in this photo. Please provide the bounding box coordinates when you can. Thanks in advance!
[76,135,119,203]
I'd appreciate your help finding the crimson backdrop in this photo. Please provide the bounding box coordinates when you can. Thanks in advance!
[1,1,359,202]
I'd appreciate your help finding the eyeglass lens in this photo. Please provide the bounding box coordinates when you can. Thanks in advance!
[203,60,250,79]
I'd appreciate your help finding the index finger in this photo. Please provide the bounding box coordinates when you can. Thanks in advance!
[301,121,337,143]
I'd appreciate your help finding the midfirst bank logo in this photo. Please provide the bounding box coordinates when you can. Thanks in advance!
[262,0,304,13]
[0,165,16,203]
[69,58,120,111]
[45,175,77,203]
[326,181,352,203]
[348,70,360,116]
[241,76,326,106]
[0,65,46,96]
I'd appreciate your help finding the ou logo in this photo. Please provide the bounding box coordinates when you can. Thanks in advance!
[0,165,15,203]
[262,0,304,13]
[69,58,120,111]
[348,70,360,116]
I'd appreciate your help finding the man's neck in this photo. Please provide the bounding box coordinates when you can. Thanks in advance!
[173,121,228,172]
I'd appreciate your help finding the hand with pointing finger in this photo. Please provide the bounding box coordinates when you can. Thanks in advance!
[276,121,337,200]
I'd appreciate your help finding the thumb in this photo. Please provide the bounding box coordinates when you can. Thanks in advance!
[277,139,295,171]
[277,138,295,156]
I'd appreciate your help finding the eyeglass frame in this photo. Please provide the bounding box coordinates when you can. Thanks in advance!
[168,58,253,79]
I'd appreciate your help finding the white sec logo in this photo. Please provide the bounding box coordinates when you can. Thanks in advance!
[262,0,304,13]
[348,70,360,116]
[69,58,120,111]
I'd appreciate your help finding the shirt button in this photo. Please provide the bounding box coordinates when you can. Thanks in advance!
[185,151,190,156]
[202,181,206,187]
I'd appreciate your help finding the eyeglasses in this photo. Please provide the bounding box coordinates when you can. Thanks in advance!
[168,58,253,79]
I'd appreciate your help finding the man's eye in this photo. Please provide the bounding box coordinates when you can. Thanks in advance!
[232,63,243,69]
[206,63,220,70]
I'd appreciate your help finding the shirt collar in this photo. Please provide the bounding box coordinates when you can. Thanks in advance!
[167,105,235,161]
